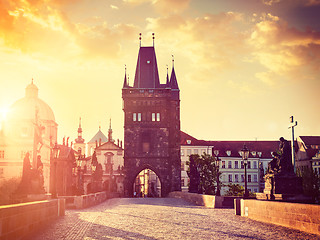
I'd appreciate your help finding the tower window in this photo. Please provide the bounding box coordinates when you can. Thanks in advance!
[152,113,160,122]
[133,113,137,121]
[138,113,142,122]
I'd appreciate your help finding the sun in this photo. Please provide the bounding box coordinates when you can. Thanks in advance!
[0,106,10,121]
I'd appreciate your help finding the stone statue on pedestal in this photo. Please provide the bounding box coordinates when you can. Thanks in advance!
[258,137,303,201]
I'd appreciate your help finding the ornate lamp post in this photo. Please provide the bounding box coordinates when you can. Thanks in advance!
[52,143,60,198]
[215,156,221,196]
[241,144,250,199]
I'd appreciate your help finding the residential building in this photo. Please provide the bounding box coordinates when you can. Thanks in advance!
[181,131,278,194]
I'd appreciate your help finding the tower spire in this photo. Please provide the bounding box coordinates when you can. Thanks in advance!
[75,117,84,143]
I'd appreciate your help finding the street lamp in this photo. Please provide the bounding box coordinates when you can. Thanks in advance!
[241,144,250,199]
[215,155,221,196]
[52,143,60,198]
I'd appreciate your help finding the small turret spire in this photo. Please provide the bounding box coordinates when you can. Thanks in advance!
[166,64,170,87]
[123,64,128,88]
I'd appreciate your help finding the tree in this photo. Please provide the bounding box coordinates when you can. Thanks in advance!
[297,167,320,204]
[187,153,220,195]
[225,183,244,196]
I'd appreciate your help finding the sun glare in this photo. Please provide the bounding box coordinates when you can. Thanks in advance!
[0,106,9,121]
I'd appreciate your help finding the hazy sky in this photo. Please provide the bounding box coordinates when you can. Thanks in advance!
[0,0,319,143]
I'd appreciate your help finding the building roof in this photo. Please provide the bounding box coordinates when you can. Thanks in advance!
[299,136,320,147]
[169,66,179,90]
[95,141,123,151]
[57,144,76,163]
[181,131,279,159]
[88,128,108,143]
[8,81,55,122]
[133,46,160,88]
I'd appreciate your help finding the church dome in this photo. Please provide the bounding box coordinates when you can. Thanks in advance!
[7,81,55,122]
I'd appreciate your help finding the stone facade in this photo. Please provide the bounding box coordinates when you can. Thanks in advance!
[122,45,181,197]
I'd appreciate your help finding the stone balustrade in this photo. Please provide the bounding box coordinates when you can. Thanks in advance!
[0,199,65,240]
[235,199,320,236]
[169,191,241,208]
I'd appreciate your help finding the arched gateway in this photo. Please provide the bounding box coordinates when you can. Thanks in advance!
[122,37,181,197]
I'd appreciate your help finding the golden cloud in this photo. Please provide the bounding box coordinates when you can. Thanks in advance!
[147,12,248,75]
[250,14,320,82]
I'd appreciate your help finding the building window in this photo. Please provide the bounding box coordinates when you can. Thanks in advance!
[202,149,206,155]
[181,179,185,187]
[253,188,257,192]
[181,162,185,171]
[152,113,155,121]
[228,161,232,168]
[133,113,137,121]
[138,113,142,121]
[221,161,225,168]
[187,149,191,156]
[254,174,258,182]
[248,161,251,169]
[248,174,252,183]
[181,149,184,156]
[253,161,257,169]
[208,148,212,155]
[194,149,198,155]
[152,113,160,122]
[235,161,239,169]
[214,150,219,156]
[157,113,160,121]
[0,150,4,159]
[235,174,239,182]
[226,150,231,156]
[228,174,232,182]
[241,174,244,182]
[241,161,244,169]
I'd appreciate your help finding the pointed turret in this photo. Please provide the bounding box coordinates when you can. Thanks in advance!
[170,66,179,90]
[166,65,170,88]
[123,65,129,88]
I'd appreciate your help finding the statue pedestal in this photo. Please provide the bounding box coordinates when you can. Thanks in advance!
[256,173,310,202]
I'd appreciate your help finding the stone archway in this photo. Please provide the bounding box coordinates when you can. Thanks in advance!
[133,168,161,198]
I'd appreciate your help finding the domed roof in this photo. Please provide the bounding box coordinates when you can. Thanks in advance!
[7,81,55,122]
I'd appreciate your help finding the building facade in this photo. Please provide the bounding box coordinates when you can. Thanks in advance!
[181,131,278,194]
[122,42,181,197]
[296,136,320,175]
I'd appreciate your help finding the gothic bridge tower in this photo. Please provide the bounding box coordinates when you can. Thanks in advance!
[122,37,181,197]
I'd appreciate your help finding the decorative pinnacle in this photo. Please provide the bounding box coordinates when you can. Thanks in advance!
[172,55,174,67]
[139,33,142,46]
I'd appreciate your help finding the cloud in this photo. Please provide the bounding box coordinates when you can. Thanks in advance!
[123,0,190,14]
[250,13,320,82]
[110,5,119,10]
[147,12,249,78]
[0,0,138,59]
[262,0,281,6]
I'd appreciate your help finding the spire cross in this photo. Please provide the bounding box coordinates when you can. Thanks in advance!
[152,33,155,46]
[172,55,174,67]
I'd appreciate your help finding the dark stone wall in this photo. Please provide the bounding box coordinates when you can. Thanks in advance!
[122,88,181,197]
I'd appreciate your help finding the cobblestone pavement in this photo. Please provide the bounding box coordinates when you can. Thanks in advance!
[25,198,320,240]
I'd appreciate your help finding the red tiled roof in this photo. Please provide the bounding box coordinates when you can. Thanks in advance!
[300,136,320,147]
[181,131,279,159]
